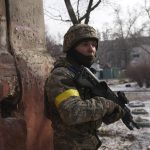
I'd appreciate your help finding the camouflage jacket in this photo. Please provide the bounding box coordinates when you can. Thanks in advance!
[45,57,110,149]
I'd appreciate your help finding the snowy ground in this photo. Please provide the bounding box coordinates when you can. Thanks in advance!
[98,80,150,150]
[108,81,150,92]
[98,118,150,150]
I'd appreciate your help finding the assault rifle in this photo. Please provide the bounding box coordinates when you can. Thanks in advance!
[75,66,140,130]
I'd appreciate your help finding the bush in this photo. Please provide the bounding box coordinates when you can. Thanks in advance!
[126,63,150,88]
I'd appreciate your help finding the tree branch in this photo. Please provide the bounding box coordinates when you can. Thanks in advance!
[140,45,150,55]
[77,0,80,21]
[144,0,150,20]
[84,0,93,24]
[44,9,71,22]
[79,0,101,22]
[125,12,140,39]
[64,0,79,24]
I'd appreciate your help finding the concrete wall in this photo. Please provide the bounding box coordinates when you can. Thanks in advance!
[0,0,54,149]
[0,0,7,52]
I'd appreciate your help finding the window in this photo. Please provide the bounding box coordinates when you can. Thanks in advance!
[132,54,140,58]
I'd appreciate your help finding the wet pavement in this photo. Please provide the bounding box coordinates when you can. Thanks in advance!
[98,100,150,150]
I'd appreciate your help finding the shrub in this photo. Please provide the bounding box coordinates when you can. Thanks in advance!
[46,35,63,60]
[126,62,150,88]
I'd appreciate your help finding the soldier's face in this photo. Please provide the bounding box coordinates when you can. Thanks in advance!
[75,40,97,57]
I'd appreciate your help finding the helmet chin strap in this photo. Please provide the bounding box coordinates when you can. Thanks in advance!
[67,49,96,68]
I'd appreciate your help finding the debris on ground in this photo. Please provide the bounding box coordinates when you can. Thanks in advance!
[98,99,150,150]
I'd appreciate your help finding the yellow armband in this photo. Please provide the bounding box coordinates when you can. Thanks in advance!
[55,89,79,108]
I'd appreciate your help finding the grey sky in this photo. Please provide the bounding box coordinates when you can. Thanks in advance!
[43,0,146,43]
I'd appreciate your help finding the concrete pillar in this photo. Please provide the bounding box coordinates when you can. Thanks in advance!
[0,0,54,149]
[0,0,7,52]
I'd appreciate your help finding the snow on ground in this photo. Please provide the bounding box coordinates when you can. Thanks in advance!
[109,81,150,92]
[98,100,150,150]
[97,80,150,150]
[98,119,150,150]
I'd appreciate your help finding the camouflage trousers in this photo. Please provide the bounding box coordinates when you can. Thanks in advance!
[53,133,101,150]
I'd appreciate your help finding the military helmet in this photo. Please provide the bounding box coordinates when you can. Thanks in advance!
[63,24,98,52]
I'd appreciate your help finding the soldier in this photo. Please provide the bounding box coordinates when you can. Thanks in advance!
[45,24,124,150]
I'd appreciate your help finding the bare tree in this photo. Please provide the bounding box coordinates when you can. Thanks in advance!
[97,7,140,68]
[128,0,150,57]
[97,5,150,68]
[144,0,150,20]
[45,0,102,25]
[46,34,63,60]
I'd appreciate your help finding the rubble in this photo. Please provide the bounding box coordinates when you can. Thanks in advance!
[135,116,150,127]
[129,101,145,107]
[132,108,148,115]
